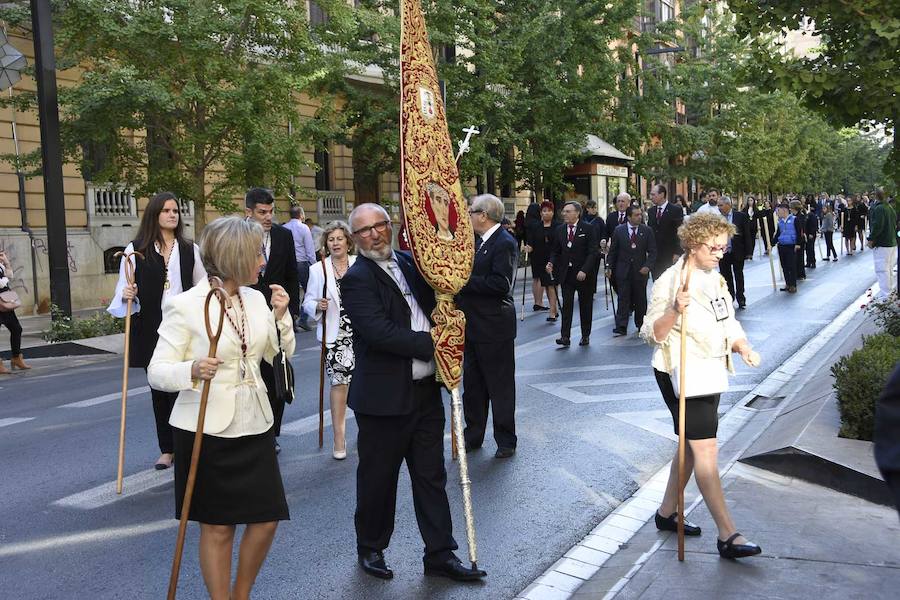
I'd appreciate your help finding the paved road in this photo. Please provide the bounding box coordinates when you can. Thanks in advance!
[0,248,878,599]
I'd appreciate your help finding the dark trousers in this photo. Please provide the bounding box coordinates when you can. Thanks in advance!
[795,242,806,279]
[778,244,797,288]
[824,231,837,259]
[719,252,746,305]
[560,275,594,340]
[614,271,648,332]
[0,309,22,356]
[260,360,285,437]
[462,340,517,450]
[805,237,817,266]
[354,378,457,561]
[151,388,177,454]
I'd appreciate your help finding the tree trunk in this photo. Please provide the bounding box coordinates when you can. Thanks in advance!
[193,166,207,231]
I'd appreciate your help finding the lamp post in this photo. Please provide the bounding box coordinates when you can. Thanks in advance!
[30,0,71,317]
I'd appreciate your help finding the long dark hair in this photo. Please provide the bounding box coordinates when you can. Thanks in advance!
[134,191,186,256]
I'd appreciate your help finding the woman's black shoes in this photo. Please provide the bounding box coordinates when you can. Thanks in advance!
[655,511,701,536]
[717,532,762,559]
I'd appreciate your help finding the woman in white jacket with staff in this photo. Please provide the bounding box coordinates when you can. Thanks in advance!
[303,221,357,460]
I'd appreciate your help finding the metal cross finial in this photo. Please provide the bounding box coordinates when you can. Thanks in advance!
[455,126,481,163]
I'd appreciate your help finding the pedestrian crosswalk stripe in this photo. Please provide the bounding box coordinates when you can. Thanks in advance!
[53,468,171,510]
[0,417,35,428]
[0,519,176,558]
[59,386,150,408]
[280,409,356,436]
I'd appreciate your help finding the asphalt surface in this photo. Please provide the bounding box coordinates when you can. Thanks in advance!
[0,245,879,599]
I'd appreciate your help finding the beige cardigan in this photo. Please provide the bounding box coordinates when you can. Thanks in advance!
[639,257,746,375]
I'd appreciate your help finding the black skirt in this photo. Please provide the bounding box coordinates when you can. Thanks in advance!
[173,427,289,525]
[653,369,721,440]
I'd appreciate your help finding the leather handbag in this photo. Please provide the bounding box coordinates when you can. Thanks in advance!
[272,318,295,404]
[0,289,21,312]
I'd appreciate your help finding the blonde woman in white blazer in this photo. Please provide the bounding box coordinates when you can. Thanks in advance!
[639,213,763,561]
[302,221,356,459]
[148,216,295,600]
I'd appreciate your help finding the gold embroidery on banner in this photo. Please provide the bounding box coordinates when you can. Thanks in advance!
[400,0,474,390]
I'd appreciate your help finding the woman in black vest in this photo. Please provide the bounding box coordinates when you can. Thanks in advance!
[107,192,206,470]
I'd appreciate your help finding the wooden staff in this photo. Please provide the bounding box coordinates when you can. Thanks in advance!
[760,217,778,291]
[114,250,144,495]
[520,251,529,321]
[676,259,693,562]
[167,278,227,600]
[318,255,328,449]
[602,257,610,310]
[605,269,617,315]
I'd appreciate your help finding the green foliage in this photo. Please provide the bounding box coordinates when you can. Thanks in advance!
[730,0,900,188]
[866,291,900,337]
[831,333,900,441]
[0,0,356,227]
[42,304,125,342]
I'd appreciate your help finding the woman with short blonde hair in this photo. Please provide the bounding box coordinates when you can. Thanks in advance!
[304,220,357,459]
[149,215,296,599]
[641,213,763,560]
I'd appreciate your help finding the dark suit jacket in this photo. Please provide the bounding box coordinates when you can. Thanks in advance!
[457,228,517,343]
[548,220,599,286]
[606,223,657,279]
[583,214,607,242]
[341,251,436,417]
[647,202,684,264]
[253,223,300,318]
[726,210,754,258]
[607,210,628,232]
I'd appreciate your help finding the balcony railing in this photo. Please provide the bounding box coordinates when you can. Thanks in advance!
[316,191,347,223]
[86,183,136,219]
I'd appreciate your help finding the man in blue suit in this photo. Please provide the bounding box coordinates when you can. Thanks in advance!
[341,203,486,583]
[457,194,518,458]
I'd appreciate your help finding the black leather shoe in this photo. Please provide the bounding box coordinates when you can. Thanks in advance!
[654,511,701,536]
[274,441,281,455]
[717,533,761,559]
[464,442,482,452]
[738,302,746,309]
[579,337,590,346]
[359,551,393,579]
[495,447,515,459]
[613,328,627,336]
[424,555,487,581]
[555,337,570,347]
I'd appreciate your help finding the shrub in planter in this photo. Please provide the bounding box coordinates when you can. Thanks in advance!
[831,333,900,441]
[865,291,900,337]
[42,305,125,342]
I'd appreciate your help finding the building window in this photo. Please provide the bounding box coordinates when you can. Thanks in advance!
[81,140,110,182]
[309,1,328,27]
[104,247,125,274]
[314,148,331,191]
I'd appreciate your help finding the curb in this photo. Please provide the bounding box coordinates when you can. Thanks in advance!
[514,284,874,600]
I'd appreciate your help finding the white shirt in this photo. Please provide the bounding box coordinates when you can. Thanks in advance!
[107,241,207,318]
[479,222,502,246]
[375,253,436,380]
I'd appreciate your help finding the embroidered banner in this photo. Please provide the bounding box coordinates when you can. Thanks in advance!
[400,0,474,389]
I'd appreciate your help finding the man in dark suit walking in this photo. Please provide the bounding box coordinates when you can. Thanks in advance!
[605,192,632,294]
[647,183,684,280]
[583,200,607,294]
[457,194,518,458]
[717,195,753,309]
[606,205,657,336]
[246,188,300,451]
[547,201,599,346]
[341,203,486,583]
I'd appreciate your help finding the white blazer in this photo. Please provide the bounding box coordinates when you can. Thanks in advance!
[147,278,296,435]
[302,255,357,344]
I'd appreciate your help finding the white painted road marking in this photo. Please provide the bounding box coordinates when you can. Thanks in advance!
[53,468,171,510]
[0,417,35,428]
[0,519,177,558]
[59,386,150,408]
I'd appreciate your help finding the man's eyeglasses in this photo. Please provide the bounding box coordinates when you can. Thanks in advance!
[701,243,728,254]
[468,209,484,215]
[353,220,390,239]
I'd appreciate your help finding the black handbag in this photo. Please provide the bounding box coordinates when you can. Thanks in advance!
[272,318,295,404]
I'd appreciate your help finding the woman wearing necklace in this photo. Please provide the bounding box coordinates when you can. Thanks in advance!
[107,192,206,470]
[148,216,295,599]
[303,221,357,459]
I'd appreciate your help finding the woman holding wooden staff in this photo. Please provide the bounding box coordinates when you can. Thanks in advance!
[108,192,206,470]
[640,214,762,560]
[148,216,295,599]
[303,221,357,460]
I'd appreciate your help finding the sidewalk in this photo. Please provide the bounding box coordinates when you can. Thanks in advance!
[518,288,900,600]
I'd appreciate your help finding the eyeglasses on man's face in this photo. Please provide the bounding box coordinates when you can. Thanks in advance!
[468,209,484,215]
[353,220,390,239]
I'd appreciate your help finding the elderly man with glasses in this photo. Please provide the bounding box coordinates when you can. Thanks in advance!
[457,194,518,458]
[340,203,487,583]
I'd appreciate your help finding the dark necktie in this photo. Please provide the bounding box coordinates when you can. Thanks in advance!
[567,225,574,243]
[630,227,637,245]
[657,206,663,221]
[475,235,483,251]
[619,213,625,224]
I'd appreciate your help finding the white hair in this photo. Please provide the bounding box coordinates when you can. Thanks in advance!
[470,194,505,222]
[348,202,391,232]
